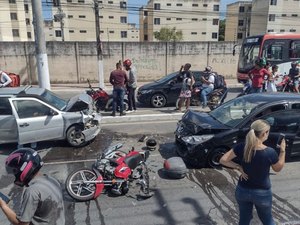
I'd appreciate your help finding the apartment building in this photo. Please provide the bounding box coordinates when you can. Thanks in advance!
[48,0,139,42]
[250,0,300,35]
[139,0,220,42]
[224,1,252,42]
[0,0,34,41]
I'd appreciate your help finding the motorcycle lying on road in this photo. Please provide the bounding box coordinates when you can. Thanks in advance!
[66,143,152,201]
[86,79,129,112]
[176,85,228,110]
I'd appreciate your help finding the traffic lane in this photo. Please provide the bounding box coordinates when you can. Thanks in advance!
[1,133,300,224]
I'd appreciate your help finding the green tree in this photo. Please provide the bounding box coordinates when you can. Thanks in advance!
[154,27,183,41]
[219,19,225,41]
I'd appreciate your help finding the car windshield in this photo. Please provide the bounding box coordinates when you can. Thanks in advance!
[155,72,178,83]
[209,95,267,128]
[41,90,67,110]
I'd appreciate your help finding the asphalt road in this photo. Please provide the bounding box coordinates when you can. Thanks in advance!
[1,88,300,224]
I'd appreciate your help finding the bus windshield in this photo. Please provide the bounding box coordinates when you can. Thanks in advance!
[238,43,260,73]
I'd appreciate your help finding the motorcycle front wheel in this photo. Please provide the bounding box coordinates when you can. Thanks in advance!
[66,168,98,201]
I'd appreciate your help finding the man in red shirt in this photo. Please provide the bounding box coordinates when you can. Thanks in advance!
[109,61,128,116]
[248,58,271,93]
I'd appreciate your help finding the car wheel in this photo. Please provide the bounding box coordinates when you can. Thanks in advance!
[66,125,86,147]
[207,148,227,169]
[151,93,166,108]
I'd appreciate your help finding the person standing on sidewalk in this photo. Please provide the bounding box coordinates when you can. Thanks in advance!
[123,59,137,113]
[220,119,286,225]
[109,61,128,117]
[177,63,195,112]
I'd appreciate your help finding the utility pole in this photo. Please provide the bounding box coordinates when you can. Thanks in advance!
[54,0,65,41]
[94,0,105,89]
[31,0,51,89]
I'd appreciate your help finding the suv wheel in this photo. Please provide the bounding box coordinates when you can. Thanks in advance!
[207,148,227,169]
[151,94,166,108]
[66,125,85,147]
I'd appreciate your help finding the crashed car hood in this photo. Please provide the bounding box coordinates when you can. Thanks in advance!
[65,93,93,112]
[181,110,228,133]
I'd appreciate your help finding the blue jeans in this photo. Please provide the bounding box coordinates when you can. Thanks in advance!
[112,88,125,114]
[235,185,275,225]
[200,86,213,107]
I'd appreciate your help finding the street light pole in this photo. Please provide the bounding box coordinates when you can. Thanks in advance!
[31,0,51,89]
[94,0,105,89]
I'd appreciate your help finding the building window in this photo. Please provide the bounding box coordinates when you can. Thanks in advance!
[108,1,113,4]
[78,0,84,3]
[268,29,274,32]
[79,15,86,18]
[166,3,171,6]
[202,18,207,21]
[144,23,148,29]
[238,20,244,26]
[269,14,275,21]
[80,30,87,33]
[213,5,219,11]
[203,4,207,7]
[292,14,298,17]
[69,30,74,33]
[26,18,30,25]
[176,18,182,21]
[154,3,160,10]
[100,30,104,33]
[154,18,160,25]
[120,1,126,8]
[192,18,198,21]
[24,4,29,13]
[192,4,198,7]
[282,14,286,17]
[10,13,18,20]
[270,0,277,5]
[176,3,183,6]
[121,31,127,38]
[191,32,197,35]
[144,34,148,41]
[68,15,73,18]
[239,6,245,12]
[27,32,31,39]
[100,16,103,18]
[166,18,171,20]
[202,32,206,35]
[109,16,114,19]
[55,30,62,37]
[213,19,219,25]
[67,0,72,2]
[109,31,114,33]
[280,29,285,32]
[144,11,148,16]
[9,0,16,3]
[290,29,296,32]
[212,32,218,39]
[120,16,127,23]
[237,33,243,39]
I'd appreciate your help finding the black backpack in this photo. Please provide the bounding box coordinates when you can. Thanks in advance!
[213,73,225,89]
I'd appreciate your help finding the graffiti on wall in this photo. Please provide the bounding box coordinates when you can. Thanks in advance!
[211,57,236,64]
[131,57,160,71]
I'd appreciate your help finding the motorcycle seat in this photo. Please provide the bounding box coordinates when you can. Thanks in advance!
[124,154,144,170]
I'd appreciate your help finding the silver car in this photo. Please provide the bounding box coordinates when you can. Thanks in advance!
[0,86,102,147]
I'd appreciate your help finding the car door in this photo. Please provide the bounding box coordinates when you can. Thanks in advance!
[0,97,18,143]
[9,98,64,144]
[166,75,183,104]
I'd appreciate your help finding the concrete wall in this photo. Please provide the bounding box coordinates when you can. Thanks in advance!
[0,41,239,85]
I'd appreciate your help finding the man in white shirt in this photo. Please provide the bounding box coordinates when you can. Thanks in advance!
[0,70,12,87]
[200,66,215,108]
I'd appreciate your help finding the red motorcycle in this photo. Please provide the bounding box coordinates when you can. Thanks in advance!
[86,79,128,112]
[66,143,152,201]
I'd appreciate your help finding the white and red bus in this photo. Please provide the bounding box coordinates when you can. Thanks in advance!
[237,33,300,83]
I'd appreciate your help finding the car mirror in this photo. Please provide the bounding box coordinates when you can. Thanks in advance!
[48,109,58,116]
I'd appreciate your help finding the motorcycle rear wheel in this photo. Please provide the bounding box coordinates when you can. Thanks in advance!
[66,168,98,201]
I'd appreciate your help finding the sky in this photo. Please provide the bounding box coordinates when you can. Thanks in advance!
[128,0,237,24]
